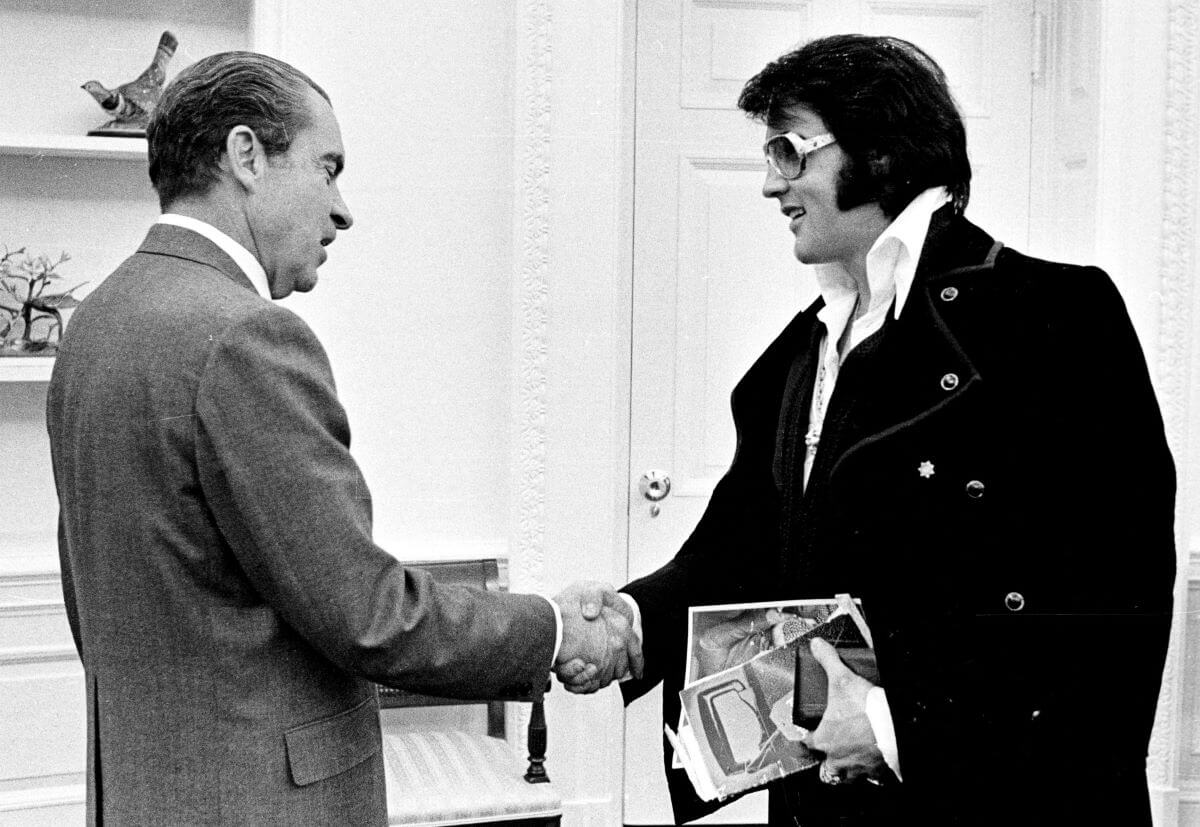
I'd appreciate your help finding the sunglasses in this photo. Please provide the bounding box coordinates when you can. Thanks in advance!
[763,132,837,179]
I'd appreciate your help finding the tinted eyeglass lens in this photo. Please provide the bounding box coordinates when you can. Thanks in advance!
[766,136,803,178]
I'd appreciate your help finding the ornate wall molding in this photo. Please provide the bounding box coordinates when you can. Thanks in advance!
[0,645,77,667]
[509,0,553,752]
[250,1,286,56]
[511,0,552,609]
[1149,0,1198,792]
[0,785,84,815]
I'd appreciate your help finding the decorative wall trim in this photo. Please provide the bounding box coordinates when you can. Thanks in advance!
[509,0,552,750]
[0,784,84,814]
[685,154,771,172]
[0,602,63,618]
[250,0,286,57]
[694,0,807,10]
[512,0,552,602]
[1150,0,1198,793]
[0,644,77,666]
[0,569,58,588]
[0,569,63,613]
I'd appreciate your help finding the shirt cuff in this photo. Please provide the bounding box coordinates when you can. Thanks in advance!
[615,593,644,682]
[864,686,902,781]
[618,592,643,645]
[546,597,563,668]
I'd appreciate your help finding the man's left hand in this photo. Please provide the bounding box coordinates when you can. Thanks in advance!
[799,637,889,784]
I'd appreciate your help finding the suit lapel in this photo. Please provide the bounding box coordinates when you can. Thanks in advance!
[772,316,827,503]
[829,211,1000,477]
[136,223,259,294]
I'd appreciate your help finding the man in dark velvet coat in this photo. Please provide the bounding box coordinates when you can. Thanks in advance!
[563,34,1176,826]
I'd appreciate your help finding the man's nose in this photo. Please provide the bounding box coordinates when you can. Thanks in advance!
[762,163,787,199]
[332,187,353,230]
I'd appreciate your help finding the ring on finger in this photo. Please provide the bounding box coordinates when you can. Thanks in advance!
[818,761,843,786]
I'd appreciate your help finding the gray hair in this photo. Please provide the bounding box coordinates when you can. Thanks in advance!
[147,51,330,209]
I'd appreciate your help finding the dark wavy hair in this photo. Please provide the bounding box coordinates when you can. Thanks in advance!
[738,34,970,217]
[147,51,329,210]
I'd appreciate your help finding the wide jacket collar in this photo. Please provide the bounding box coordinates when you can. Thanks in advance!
[828,208,1002,477]
[739,208,1002,481]
[136,223,259,295]
[912,206,999,286]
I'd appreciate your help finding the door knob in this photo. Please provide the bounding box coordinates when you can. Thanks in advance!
[638,471,671,516]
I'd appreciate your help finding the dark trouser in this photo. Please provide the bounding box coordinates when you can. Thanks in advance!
[769,768,901,827]
[769,764,1154,827]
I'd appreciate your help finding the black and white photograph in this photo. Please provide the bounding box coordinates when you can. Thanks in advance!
[0,2,1196,826]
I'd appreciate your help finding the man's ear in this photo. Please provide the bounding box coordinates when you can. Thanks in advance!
[224,125,266,191]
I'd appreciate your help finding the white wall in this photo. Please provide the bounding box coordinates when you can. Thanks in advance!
[278,3,519,558]
[278,5,633,819]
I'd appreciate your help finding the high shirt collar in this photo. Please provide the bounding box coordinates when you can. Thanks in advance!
[156,213,272,300]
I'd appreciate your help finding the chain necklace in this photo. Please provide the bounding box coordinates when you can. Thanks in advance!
[804,295,861,460]
[803,355,830,458]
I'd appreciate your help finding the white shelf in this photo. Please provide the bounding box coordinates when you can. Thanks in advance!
[0,357,54,382]
[0,134,146,161]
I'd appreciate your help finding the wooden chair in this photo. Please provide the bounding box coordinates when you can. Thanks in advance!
[377,558,562,827]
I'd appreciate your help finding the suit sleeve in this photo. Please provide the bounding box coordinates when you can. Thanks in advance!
[622,354,787,698]
[1032,266,1175,744]
[193,307,556,698]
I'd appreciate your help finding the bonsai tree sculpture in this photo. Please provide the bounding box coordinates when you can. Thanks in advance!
[0,247,85,355]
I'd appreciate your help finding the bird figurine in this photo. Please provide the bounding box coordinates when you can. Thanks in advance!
[82,30,178,137]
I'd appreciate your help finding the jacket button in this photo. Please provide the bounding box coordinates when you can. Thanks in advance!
[940,286,959,302]
[940,372,959,391]
[965,479,985,499]
[1005,591,1025,612]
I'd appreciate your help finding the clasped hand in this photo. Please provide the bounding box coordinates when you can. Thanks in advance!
[553,582,643,694]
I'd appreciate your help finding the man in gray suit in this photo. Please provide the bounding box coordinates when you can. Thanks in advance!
[47,51,637,825]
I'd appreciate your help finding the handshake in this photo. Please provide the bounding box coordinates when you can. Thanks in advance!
[552,582,643,694]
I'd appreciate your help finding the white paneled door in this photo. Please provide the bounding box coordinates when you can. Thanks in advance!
[625,1,1035,822]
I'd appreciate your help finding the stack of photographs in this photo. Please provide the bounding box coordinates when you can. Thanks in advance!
[667,594,874,802]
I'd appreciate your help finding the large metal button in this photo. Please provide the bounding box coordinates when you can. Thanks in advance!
[965,479,985,499]
[1005,591,1025,612]
[940,372,959,391]
[940,286,959,302]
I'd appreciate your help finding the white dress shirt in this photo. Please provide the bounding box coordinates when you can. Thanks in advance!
[803,186,950,489]
[156,213,272,300]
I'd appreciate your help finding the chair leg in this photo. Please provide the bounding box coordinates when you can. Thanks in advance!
[524,700,549,783]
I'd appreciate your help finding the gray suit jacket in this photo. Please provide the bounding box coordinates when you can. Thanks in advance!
[47,224,557,825]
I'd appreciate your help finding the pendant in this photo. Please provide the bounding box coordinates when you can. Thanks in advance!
[804,427,821,452]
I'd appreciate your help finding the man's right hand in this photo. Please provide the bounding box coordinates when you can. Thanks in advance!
[800,638,888,784]
[553,581,642,694]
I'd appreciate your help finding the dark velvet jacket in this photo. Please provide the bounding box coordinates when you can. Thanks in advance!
[622,210,1176,825]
